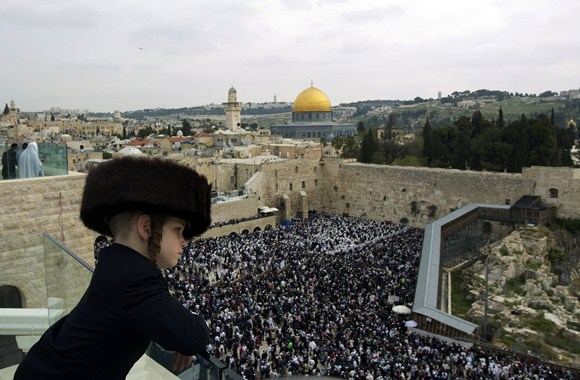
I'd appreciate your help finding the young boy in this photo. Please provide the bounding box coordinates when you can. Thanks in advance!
[14,156,212,379]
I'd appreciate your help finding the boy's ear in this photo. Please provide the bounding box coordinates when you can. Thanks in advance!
[136,214,152,240]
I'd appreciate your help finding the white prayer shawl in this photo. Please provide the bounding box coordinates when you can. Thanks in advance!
[18,142,44,178]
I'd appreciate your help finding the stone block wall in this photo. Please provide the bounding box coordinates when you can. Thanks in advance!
[258,158,323,217]
[522,166,580,219]
[0,174,96,308]
[319,161,537,226]
[209,196,260,224]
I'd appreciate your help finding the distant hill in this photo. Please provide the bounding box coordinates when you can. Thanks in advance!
[342,90,580,131]
[120,104,292,120]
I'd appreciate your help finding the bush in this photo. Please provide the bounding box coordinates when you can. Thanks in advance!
[499,246,509,256]
[550,218,580,234]
[504,274,526,295]
[547,248,566,266]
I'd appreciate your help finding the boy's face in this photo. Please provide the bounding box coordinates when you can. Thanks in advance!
[157,216,187,269]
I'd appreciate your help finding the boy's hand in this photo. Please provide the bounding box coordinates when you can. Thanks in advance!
[171,352,193,373]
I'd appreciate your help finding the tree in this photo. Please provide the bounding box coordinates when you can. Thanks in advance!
[550,107,555,127]
[181,119,193,136]
[50,113,55,121]
[122,125,127,139]
[497,107,504,129]
[3,103,9,115]
[341,136,360,159]
[453,116,472,169]
[356,120,365,133]
[422,118,432,165]
[528,115,557,166]
[359,127,377,163]
[471,127,512,171]
[137,126,155,138]
[386,113,395,141]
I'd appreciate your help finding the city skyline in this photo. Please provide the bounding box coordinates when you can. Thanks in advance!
[1,0,579,112]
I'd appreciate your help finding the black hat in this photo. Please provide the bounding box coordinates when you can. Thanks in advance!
[80,156,211,239]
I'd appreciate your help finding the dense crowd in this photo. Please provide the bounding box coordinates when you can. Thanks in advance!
[162,213,574,379]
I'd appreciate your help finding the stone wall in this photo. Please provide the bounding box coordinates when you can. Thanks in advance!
[200,215,276,239]
[0,174,96,308]
[319,160,537,226]
[522,167,580,219]
[257,158,323,218]
[210,196,260,224]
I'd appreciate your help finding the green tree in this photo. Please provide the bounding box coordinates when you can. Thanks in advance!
[50,113,55,121]
[422,118,432,165]
[3,103,9,115]
[528,115,557,166]
[137,126,155,138]
[386,113,395,140]
[181,119,193,136]
[359,127,377,163]
[341,136,360,158]
[122,125,127,139]
[471,127,512,171]
[453,116,471,169]
[356,120,365,133]
[497,107,504,128]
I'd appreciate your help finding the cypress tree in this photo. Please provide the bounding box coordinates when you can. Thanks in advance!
[497,107,504,128]
[122,125,127,139]
[550,107,555,127]
[3,103,9,115]
[359,127,377,163]
[422,118,432,165]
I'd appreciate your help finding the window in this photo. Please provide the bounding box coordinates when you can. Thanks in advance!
[333,185,338,192]
[315,179,318,187]
[295,166,298,173]
[549,188,559,198]
[301,181,305,188]
[314,167,317,172]
[346,202,350,208]
[289,183,293,191]
[505,199,511,205]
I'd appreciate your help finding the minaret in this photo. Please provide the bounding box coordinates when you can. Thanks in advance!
[223,86,241,131]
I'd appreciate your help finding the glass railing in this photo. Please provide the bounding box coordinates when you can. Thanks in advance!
[0,233,238,379]
[42,233,94,326]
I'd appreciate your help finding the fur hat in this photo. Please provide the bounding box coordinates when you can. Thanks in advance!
[80,156,211,239]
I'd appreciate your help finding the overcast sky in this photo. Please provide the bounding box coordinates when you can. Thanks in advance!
[1,0,579,112]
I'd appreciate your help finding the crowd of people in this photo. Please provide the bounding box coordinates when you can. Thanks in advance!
[164,212,575,379]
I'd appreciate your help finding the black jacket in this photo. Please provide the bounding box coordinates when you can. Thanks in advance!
[14,243,209,379]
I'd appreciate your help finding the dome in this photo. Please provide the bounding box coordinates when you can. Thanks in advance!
[229,86,236,93]
[118,147,144,156]
[292,86,331,112]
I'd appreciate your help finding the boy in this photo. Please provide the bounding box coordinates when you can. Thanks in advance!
[15,156,212,379]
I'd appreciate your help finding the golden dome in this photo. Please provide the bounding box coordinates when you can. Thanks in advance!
[292,86,332,112]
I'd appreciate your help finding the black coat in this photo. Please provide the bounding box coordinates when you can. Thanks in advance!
[14,243,209,379]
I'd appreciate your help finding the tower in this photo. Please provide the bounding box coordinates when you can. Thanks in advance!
[223,87,241,131]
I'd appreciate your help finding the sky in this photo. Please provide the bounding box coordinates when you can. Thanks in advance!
[1,0,579,112]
